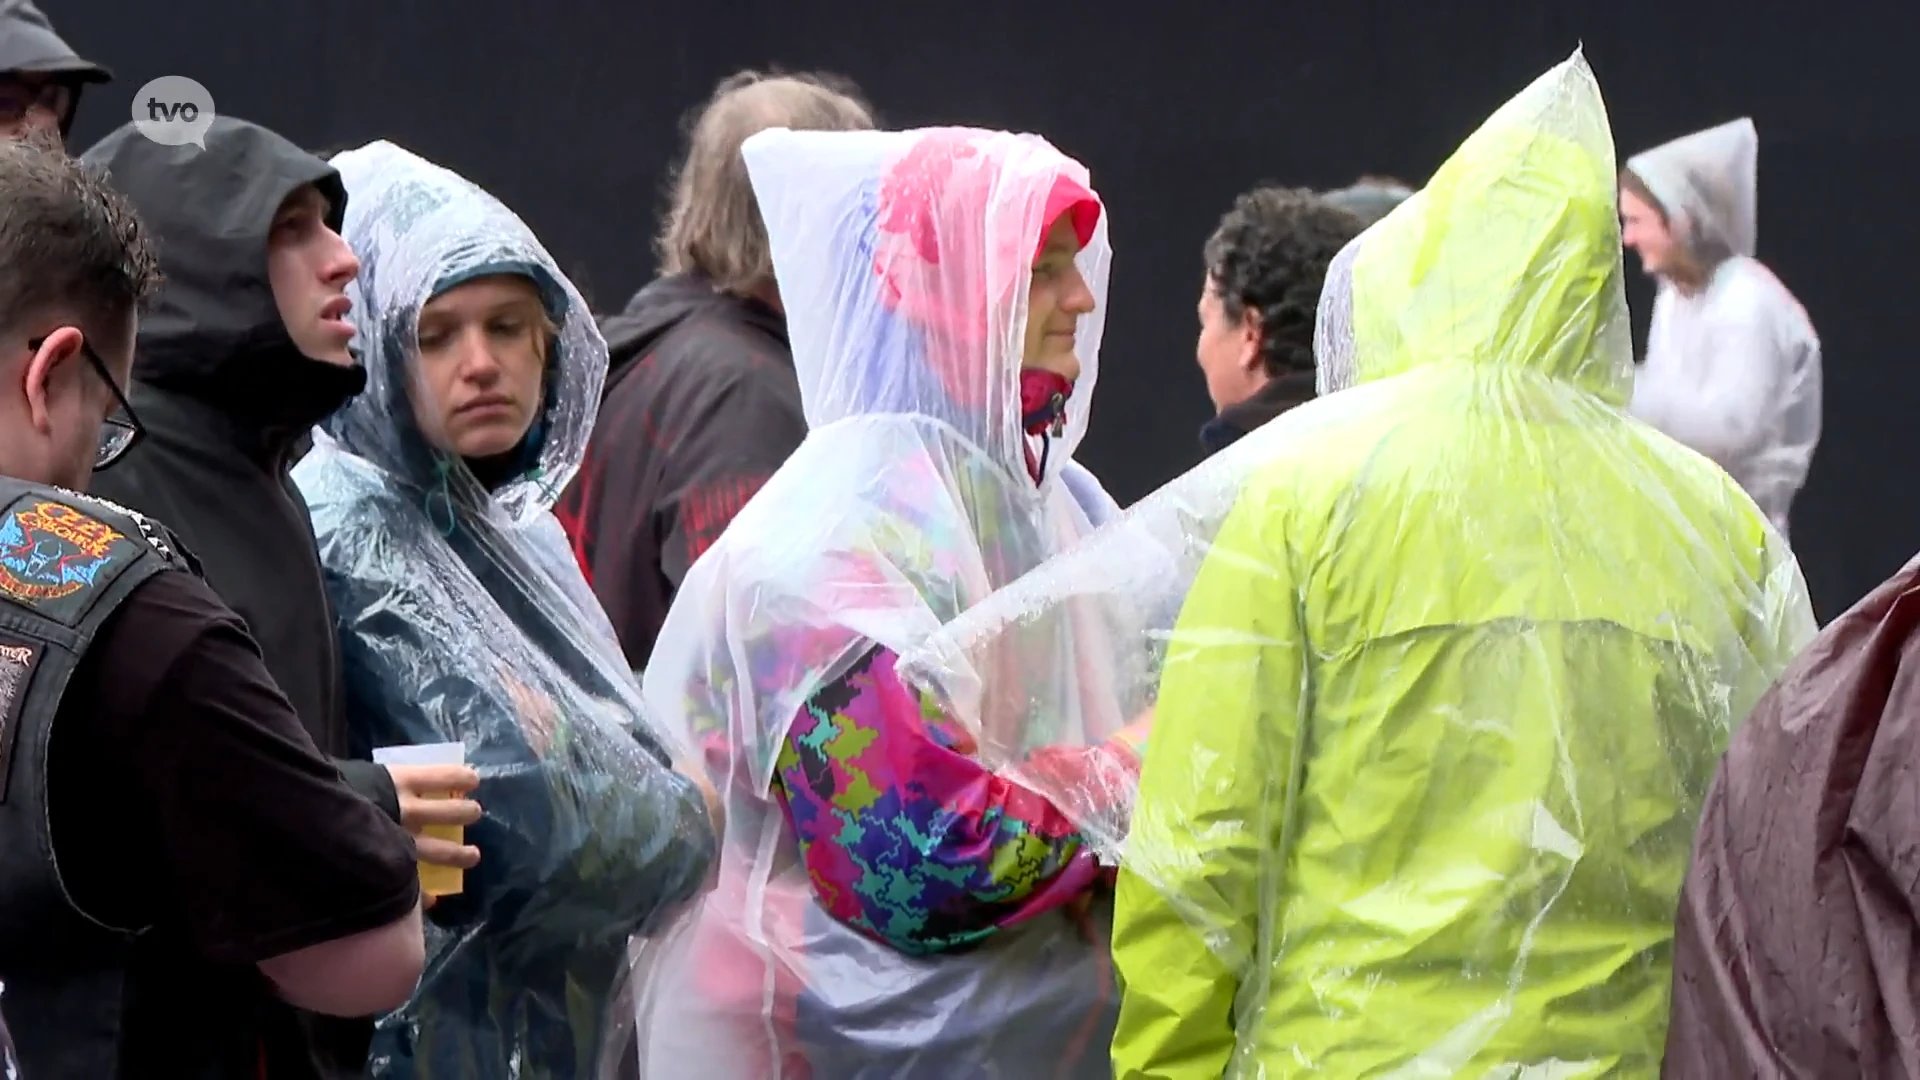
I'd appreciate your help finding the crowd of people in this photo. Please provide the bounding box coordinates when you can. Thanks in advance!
[0,2,1879,1077]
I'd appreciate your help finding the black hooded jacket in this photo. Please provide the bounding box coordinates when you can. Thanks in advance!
[1198,368,1318,457]
[555,272,806,670]
[78,119,390,1076]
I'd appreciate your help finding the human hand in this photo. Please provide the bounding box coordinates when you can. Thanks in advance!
[674,756,725,834]
[386,763,483,870]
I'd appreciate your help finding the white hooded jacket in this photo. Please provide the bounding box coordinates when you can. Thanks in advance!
[1626,118,1822,536]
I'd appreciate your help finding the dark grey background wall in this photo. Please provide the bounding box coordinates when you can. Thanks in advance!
[51,1,1919,622]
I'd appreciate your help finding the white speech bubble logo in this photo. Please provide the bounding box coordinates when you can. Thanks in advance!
[131,75,215,149]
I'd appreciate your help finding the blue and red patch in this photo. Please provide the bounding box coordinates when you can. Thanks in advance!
[0,500,126,602]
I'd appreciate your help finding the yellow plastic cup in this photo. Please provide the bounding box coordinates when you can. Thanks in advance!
[372,741,468,897]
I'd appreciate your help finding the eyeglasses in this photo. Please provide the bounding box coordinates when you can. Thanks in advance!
[28,335,144,470]
[0,77,72,127]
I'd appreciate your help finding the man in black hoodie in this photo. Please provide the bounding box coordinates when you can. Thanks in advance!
[79,116,481,1076]
[557,69,874,671]
[0,129,425,1080]
[1194,185,1367,456]
[0,0,110,141]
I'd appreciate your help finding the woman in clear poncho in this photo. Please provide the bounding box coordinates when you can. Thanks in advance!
[1622,118,1822,539]
[290,141,716,1079]
[623,126,1144,1078]
[901,52,1817,1076]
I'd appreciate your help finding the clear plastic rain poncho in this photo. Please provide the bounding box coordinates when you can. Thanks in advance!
[0,982,15,1080]
[623,126,1123,1078]
[900,52,1818,1076]
[1625,118,1823,537]
[291,140,715,1080]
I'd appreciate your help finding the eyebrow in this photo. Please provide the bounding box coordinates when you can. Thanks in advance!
[422,297,544,323]
[273,202,311,226]
[487,295,545,317]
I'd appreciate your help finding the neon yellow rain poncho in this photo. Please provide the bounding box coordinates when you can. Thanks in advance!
[900,51,1816,1077]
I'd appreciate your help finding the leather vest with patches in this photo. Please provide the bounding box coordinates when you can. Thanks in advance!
[0,478,200,1078]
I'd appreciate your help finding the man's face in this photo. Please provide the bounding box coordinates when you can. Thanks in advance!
[0,74,72,139]
[1195,275,1265,412]
[267,184,361,365]
[13,317,136,491]
[1619,187,1675,278]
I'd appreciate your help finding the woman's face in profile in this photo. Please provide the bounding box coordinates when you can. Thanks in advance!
[1619,186,1675,277]
[409,274,549,460]
[1021,214,1097,381]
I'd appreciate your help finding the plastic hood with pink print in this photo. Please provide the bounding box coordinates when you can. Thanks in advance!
[747,126,1109,487]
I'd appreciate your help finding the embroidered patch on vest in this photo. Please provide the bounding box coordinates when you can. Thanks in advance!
[0,637,43,804]
[0,501,128,602]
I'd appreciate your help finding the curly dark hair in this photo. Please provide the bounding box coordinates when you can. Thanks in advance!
[0,129,162,353]
[1202,185,1366,377]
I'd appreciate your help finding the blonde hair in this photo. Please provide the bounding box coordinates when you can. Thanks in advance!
[531,311,559,367]
[655,69,875,295]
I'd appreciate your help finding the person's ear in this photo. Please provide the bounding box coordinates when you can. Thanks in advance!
[1237,305,1265,373]
[22,327,84,435]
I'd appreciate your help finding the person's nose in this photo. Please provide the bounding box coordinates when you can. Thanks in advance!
[321,228,361,288]
[1061,266,1097,316]
[455,331,504,386]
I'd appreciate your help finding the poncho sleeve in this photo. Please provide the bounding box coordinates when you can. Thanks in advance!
[770,643,1140,956]
[1642,313,1784,473]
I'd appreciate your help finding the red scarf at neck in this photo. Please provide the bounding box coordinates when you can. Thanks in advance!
[1019,369,1074,485]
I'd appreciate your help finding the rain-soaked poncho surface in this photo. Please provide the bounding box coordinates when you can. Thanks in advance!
[901,52,1817,1077]
[291,140,715,1080]
[0,983,15,1080]
[1661,553,1920,1076]
[625,126,1118,1078]
[1625,118,1823,537]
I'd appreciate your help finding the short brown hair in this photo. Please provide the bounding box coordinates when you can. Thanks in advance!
[656,69,875,295]
[1620,167,1710,289]
[0,130,161,353]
